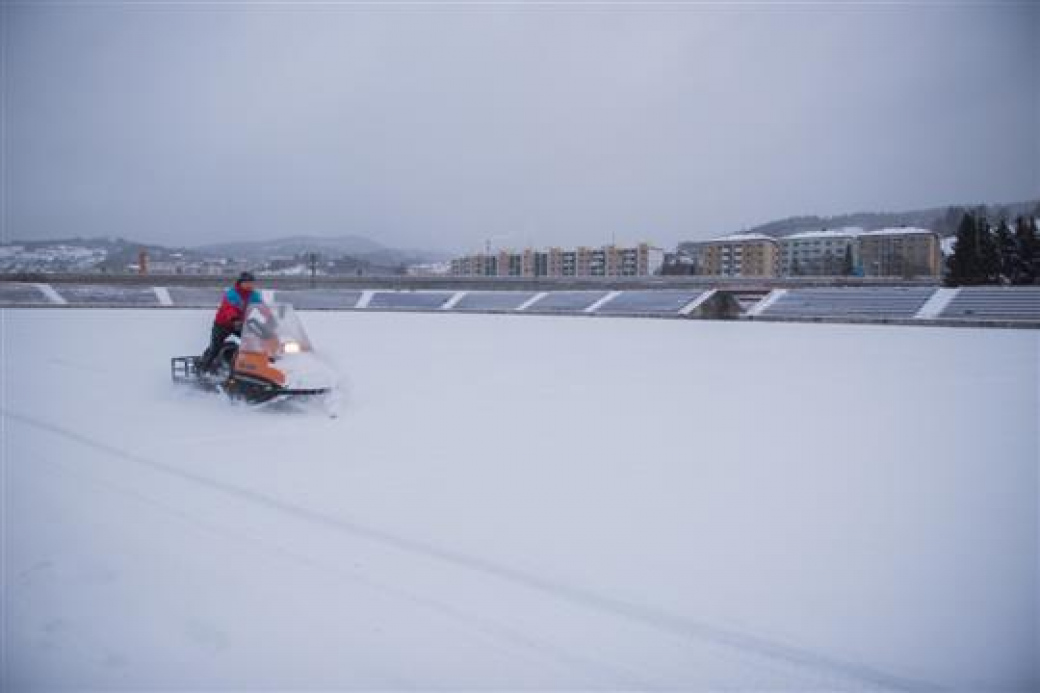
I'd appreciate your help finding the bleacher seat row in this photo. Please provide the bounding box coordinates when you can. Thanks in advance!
[939,287,1040,321]
[0,284,711,316]
[758,287,935,320]
[2,282,1039,324]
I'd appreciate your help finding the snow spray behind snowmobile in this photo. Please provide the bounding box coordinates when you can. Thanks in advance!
[171,303,339,408]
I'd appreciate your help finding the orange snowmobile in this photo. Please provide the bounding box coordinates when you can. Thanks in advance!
[172,303,335,405]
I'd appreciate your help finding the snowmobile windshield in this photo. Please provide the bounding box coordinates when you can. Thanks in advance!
[240,303,314,356]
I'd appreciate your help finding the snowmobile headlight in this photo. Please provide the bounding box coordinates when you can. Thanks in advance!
[282,341,301,354]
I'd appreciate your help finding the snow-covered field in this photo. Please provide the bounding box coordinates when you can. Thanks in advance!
[2,309,1037,691]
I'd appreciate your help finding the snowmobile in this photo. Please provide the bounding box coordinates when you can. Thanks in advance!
[171,302,337,408]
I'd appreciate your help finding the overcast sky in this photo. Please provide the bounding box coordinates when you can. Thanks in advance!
[3,2,1037,253]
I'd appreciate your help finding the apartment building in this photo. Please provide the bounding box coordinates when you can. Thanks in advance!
[858,228,942,278]
[451,244,664,278]
[452,253,511,277]
[674,226,942,279]
[696,234,780,277]
[779,228,862,276]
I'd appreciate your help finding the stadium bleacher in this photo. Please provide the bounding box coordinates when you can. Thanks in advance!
[271,289,363,310]
[55,284,159,306]
[940,287,1040,322]
[524,291,607,312]
[3,281,1038,327]
[454,292,538,312]
[166,287,224,308]
[595,290,705,315]
[758,287,935,320]
[366,291,454,310]
[0,283,50,305]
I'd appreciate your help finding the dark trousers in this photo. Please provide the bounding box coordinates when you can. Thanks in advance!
[199,323,236,371]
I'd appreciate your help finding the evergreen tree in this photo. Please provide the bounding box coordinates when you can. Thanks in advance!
[1032,217,1040,283]
[1015,216,1039,285]
[843,244,854,276]
[995,218,1017,284]
[976,214,999,284]
[946,211,980,286]
[936,206,965,237]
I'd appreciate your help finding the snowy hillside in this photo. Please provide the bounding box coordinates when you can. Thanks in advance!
[2,310,1037,690]
[0,244,107,273]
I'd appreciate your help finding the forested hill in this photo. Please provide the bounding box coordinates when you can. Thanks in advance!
[741,199,1040,238]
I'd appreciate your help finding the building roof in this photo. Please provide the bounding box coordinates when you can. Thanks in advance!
[782,227,864,241]
[704,233,778,243]
[859,227,937,237]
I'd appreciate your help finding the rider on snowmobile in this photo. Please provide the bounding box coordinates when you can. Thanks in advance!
[198,271,264,373]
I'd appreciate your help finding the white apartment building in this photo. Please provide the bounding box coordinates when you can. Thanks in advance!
[779,228,863,276]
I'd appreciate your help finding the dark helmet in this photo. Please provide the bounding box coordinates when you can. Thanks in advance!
[236,271,256,285]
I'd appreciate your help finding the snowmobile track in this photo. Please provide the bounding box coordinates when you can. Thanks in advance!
[16,445,651,688]
[4,407,943,692]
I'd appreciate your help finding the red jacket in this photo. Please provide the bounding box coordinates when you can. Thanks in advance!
[214,286,263,329]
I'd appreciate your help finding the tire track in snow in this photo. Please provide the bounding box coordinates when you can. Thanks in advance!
[16,449,644,689]
[3,408,944,692]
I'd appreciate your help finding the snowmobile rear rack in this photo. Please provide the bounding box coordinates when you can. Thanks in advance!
[171,355,199,383]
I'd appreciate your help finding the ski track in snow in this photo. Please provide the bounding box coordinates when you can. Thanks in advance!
[5,408,939,691]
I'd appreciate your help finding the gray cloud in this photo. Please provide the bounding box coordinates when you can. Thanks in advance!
[3,2,1037,253]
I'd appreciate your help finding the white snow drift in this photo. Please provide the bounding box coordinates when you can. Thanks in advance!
[2,309,1037,691]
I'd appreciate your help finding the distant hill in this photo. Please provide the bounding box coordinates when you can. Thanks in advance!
[1,233,451,274]
[196,234,451,268]
[736,199,1040,239]
[197,235,387,260]
[10,236,189,254]
[0,236,202,273]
